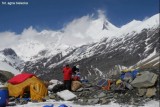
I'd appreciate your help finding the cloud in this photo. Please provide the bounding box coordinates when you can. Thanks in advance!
[61,10,112,45]
[0,10,111,58]
[0,32,18,49]
[97,10,106,20]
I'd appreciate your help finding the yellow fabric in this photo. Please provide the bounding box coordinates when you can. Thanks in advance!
[7,76,48,101]
[116,79,122,85]
[121,69,134,73]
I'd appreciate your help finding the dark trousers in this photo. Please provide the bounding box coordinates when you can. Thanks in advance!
[64,80,71,91]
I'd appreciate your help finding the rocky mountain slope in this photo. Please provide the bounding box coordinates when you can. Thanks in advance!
[0,13,159,81]
[0,48,24,72]
[23,14,159,81]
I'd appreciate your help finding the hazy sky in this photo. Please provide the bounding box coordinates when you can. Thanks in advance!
[0,0,159,33]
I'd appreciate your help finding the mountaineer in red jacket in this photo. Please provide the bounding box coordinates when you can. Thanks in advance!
[63,64,72,91]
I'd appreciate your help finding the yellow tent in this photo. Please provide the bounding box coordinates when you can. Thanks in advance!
[7,76,48,101]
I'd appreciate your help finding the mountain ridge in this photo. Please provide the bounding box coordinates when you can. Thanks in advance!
[0,13,159,80]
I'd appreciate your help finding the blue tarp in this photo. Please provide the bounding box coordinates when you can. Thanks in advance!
[43,104,54,107]
[131,69,139,79]
[120,69,139,80]
[43,104,68,107]
[58,104,68,107]
[120,72,125,80]
[81,79,88,83]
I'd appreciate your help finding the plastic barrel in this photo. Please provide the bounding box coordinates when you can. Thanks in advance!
[0,86,8,107]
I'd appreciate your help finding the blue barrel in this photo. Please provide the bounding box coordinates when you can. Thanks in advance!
[0,86,8,107]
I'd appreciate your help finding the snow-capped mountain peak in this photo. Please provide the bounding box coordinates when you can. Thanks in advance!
[0,13,159,81]
[135,13,160,33]
[120,19,142,33]
[0,13,159,62]
[12,39,46,61]
[119,13,159,35]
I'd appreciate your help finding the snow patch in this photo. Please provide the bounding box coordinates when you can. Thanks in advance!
[57,90,77,101]
[0,61,20,75]
[10,100,160,107]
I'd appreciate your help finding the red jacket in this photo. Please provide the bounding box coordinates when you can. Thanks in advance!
[63,67,72,80]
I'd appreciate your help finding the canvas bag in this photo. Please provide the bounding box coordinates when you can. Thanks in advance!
[71,81,82,91]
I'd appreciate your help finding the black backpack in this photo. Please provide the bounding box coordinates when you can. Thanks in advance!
[52,84,65,93]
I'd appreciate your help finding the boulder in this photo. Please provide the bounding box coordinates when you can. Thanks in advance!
[49,94,56,99]
[100,98,111,104]
[43,96,50,100]
[145,87,156,98]
[138,88,147,97]
[87,98,99,104]
[76,87,83,92]
[83,87,93,91]
[48,80,63,91]
[131,71,158,88]
[97,92,106,98]
[124,82,133,90]
[0,70,14,83]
